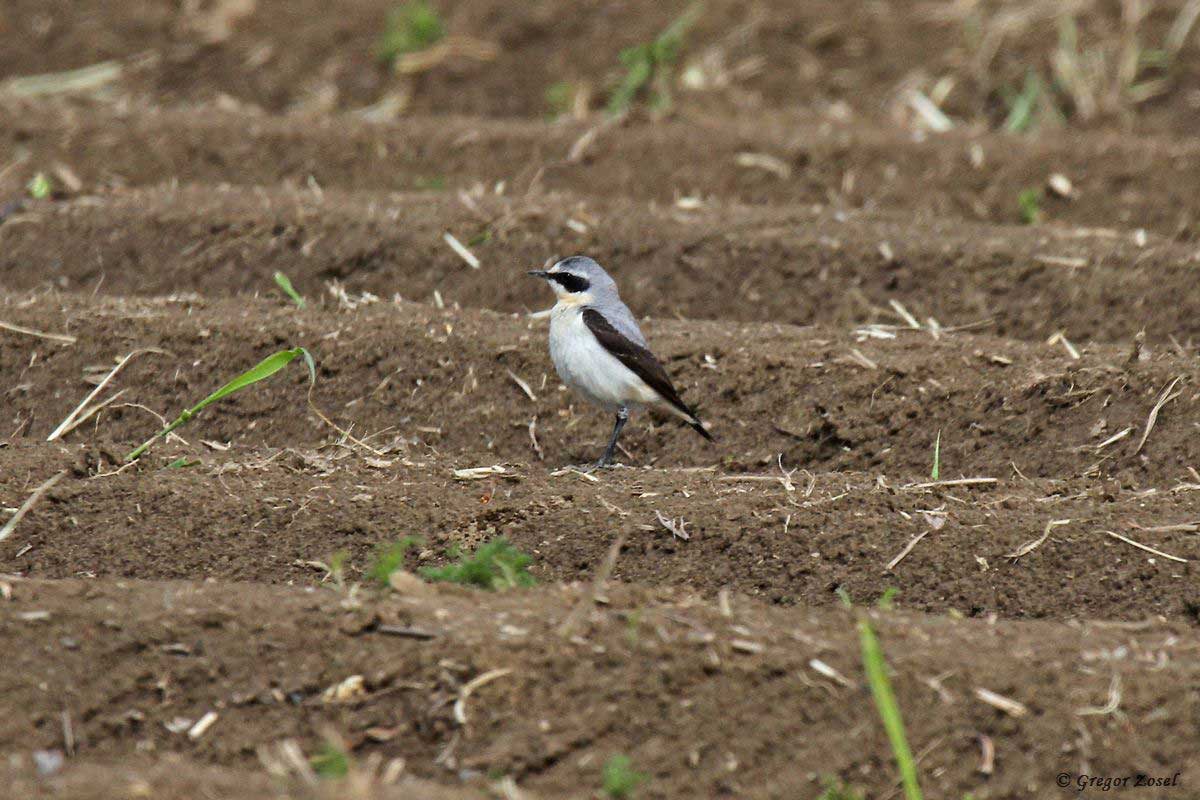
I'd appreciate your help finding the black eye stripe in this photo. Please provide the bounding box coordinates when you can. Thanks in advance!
[550,273,590,293]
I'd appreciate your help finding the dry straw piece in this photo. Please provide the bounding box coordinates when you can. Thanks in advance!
[47,349,165,442]
[1132,376,1184,455]
[974,688,1028,718]
[1100,530,1188,563]
[0,319,77,344]
[0,471,68,545]
[1005,519,1071,559]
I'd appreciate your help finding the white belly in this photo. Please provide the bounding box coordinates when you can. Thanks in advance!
[548,305,659,411]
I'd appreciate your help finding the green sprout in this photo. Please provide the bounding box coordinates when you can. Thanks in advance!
[420,538,535,591]
[608,3,703,115]
[1002,70,1043,133]
[817,778,866,800]
[602,754,647,799]
[877,587,900,611]
[310,742,350,778]
[413,175,446,191]
[545,81,575,118]
[321,549,350,591]
[125,347,315,461]
[1017,187,1043,225]
[273,271,306,309]
[27,172,51,199]
[624,609,643,647]
[376,1,444,66]
[367,537,421,585]
[930,429,941,481]
[858,615,923,800]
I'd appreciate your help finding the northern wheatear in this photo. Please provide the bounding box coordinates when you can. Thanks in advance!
[528,256,713,468]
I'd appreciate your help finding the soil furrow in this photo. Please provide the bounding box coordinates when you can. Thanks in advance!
[4,102,1200,234]
[3,185,1199,343]
[2,294,1197,482]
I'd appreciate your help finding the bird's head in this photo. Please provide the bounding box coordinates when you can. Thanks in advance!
[527,255,616,305]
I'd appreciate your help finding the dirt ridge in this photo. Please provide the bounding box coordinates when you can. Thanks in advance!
[4,184,1200,344]
[5,101,1200,234]
[3,578,1197,799]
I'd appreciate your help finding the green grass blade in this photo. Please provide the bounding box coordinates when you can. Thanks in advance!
[609,52,653,115]
[193,347,313,410]
[126,347,314,461]
[310,741,350,778]
[931,429,941,480]
[1017,187,1042,225]
[419,538,535,590]
[608,4,701,116]
[368,536,421,584]
[273,271,306,308]
[299,347,317,386]
[376,0,445,66]
[1003,70,1041,133]
[857,614,923,800]
[652,2,703,63]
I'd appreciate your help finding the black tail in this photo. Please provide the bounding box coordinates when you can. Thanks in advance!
[688,417,715,442]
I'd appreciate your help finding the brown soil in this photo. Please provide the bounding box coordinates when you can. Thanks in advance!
[4,184,1200,344]
[2,2,1200,799]
[4,580,1199,800]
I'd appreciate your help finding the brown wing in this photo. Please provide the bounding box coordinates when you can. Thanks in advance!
[582,308,713,441]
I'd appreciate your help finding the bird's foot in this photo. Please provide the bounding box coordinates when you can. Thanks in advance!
[578,459,623,474]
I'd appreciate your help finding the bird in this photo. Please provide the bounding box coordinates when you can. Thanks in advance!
[528,255,713,469]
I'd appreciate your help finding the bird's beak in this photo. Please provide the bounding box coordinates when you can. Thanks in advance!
[527,270,549,278]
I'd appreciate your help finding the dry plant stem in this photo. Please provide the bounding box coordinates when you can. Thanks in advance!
[0,320,77,344]
[442,232,481,269]
[506,369,537,401]
[1100,530,1188,563]
[1076,673,1122,716]
[453,668,513,725]
[306,389,385,456]
[47,349,165,441]
[1006,519,1071,559]
[905,477,997,490]
[886,529,930,571]
[55,388,129,439]
[527,417,544,460]
[0,470,67,544]
[978,734,995,775]
[396,36,499,74]
[974,687,1028,717]
[559,531,625,638]
[1130,521,1198,533]
[1132,376,1184,455]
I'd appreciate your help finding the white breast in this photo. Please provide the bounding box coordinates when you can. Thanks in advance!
[548,303,659,412]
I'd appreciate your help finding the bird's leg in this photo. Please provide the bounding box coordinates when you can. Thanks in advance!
[594,407,629,469]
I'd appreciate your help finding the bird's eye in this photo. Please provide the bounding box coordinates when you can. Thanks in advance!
[551,273,590,293]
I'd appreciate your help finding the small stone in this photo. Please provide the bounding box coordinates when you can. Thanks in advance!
[33,750,64,777]
[164,717,193,734]
[387,570,431,596]
[364,725,401,742]
[321,675,366,704]
[1047,173,1074,198]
